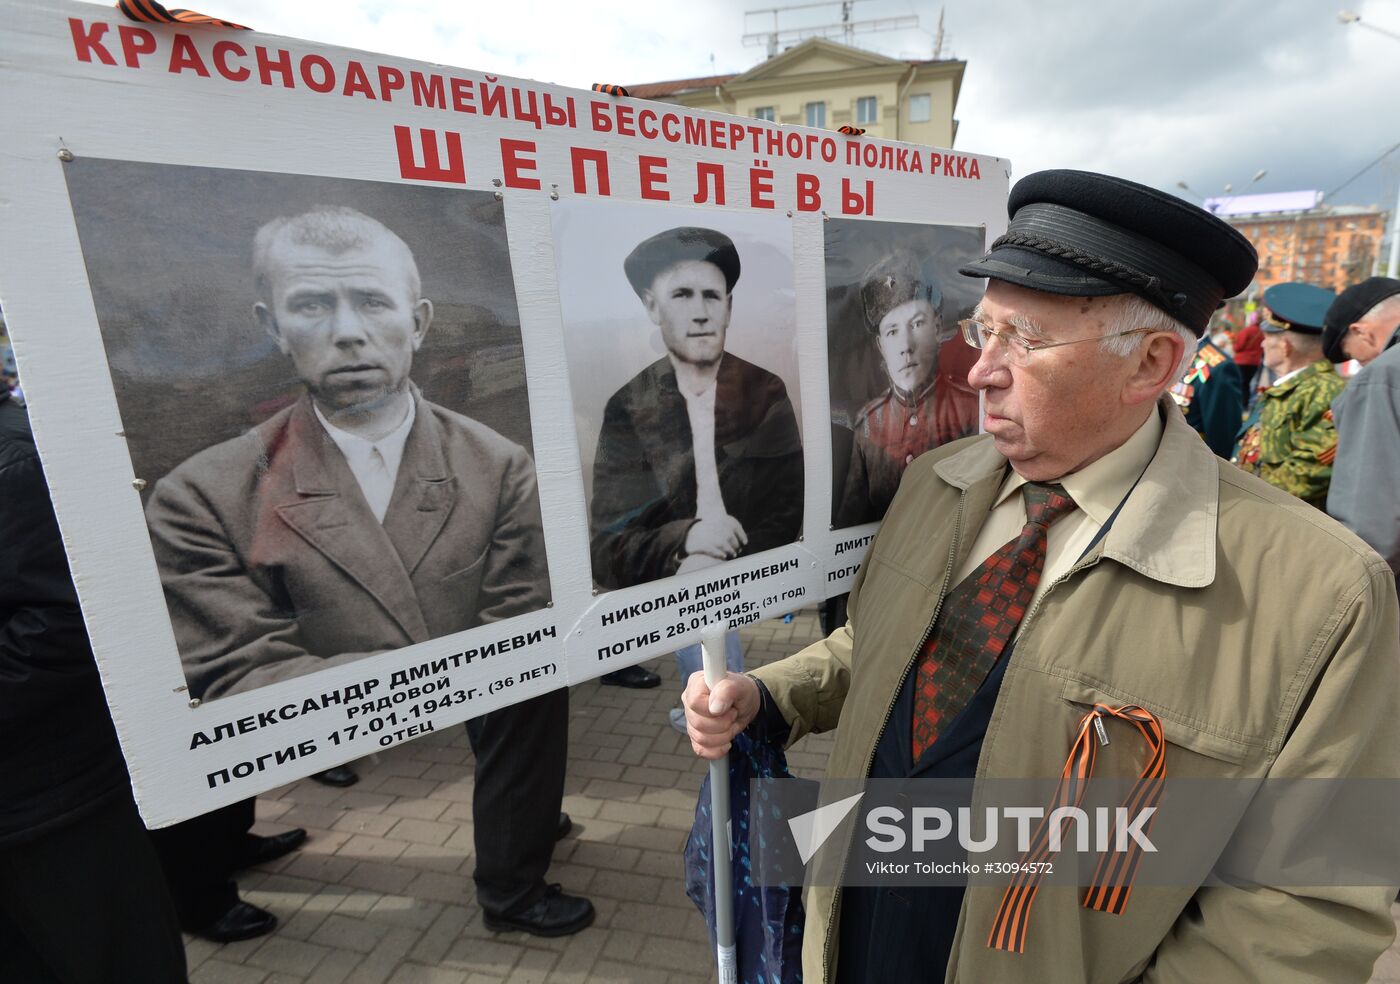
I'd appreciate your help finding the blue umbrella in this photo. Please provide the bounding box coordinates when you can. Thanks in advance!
[684,726,806,984]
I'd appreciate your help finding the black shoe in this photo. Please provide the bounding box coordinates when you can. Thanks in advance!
[556,812,572,841]
[196,901,278,943]
[600,666,660,689]
[483,884,594,938]
[310,765,359,787]
[233,828,307,870]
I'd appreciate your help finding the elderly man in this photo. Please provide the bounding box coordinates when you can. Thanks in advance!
[835,252,978,527]
[145,206,591,937]
[685,170,1399,983]
[589,226,804,591]
[1324,276,1400,580]
[1232,282,1345,508]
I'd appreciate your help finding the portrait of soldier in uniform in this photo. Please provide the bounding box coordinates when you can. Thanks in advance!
[825,225,984,529]
[587,225,804,591]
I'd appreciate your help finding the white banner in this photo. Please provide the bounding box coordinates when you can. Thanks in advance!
[0,0,1008,825]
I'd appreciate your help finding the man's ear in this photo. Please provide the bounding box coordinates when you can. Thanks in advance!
[255,302,289,356]
[642,289,661,327]
[412,299,434,350]
[1123,331,1186,406]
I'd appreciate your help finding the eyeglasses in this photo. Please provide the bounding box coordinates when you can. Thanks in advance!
[957,319,1156,367]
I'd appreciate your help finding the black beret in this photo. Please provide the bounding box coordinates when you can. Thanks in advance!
[623,227,740,297]
[1323,276,1400,362]
[1260,282,1333,336]
[860,252,943,331]
[959,169,1259,336]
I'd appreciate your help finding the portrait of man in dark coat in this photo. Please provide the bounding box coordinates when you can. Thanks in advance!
[589,226,804,591]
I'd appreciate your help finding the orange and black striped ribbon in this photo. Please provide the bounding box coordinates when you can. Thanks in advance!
[591,83,630,98]
[987,703,1165,954]
[837,125,866,136]
[115,0,249,29]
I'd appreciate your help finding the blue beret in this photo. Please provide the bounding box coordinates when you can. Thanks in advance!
[1261,282,1335,335]
[624,227,740,297]
[959,169,1258,336]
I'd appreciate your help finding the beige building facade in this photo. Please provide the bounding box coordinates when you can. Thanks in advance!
[1228,205,1388,293]
[628,38,964,149]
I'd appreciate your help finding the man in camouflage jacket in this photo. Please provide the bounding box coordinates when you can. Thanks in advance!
[1233,282,1345,508]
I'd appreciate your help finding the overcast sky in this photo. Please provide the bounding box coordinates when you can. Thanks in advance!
[225,0,1400,210]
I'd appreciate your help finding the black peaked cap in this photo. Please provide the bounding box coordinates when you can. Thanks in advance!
[960,169,1259,336]
[1323,277,1400,363]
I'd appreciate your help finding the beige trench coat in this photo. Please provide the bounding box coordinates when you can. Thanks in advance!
[752,399,1400,983]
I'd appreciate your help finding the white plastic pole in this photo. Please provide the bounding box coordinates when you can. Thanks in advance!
[702,629,738,984]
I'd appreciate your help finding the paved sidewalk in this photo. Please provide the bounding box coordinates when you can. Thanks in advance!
[184,606,1400,983]
[188,609,833,984]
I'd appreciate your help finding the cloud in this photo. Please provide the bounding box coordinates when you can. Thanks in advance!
[218,0,1400,205]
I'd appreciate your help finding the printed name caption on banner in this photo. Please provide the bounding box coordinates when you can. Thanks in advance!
[397,127,973,217]
[570,549,818,675]
[191,629,559,789]
[821,529,878,592]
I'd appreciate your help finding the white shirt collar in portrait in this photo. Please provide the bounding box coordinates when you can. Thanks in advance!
[680,380,728,523]
[314,396,417,523]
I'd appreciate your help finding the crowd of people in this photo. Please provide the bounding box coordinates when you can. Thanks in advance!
[3,168,1399,983]
[1188,274,1399,568]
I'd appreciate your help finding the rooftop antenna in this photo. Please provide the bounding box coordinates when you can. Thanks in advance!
[932,6,945,59]
[743,1,918,58]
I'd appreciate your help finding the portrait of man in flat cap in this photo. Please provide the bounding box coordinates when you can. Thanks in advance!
[588,225,804,589]
[62,162,552,701]
[551,204,804,594]
[823,220,985,528]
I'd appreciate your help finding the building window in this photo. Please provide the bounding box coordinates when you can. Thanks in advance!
[856,96,878,124]
[805,101,826,128]
[908,93,932,123]
[754,106,775,122]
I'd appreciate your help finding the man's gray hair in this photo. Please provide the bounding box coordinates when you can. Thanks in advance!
[1364,294,1400,325]
[1285,330,1324,357]
[253,205,421,303]
[1100,295,1198,386]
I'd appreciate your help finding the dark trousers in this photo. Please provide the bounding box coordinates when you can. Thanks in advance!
[1238,363,1259,405]
[819,594,849,636]
[0,796,187,984]
[467,686,568,916]
[150,798,255,930]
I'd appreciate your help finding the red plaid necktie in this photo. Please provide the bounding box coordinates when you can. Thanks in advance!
[911,482,1078,760]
